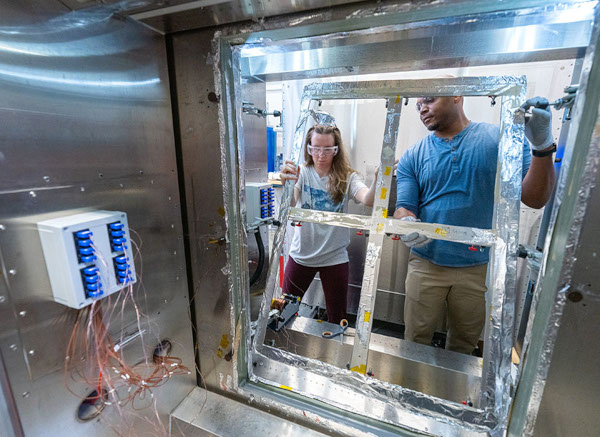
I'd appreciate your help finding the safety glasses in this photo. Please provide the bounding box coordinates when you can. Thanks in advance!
[415,96,438,111]
[307,145,338,156]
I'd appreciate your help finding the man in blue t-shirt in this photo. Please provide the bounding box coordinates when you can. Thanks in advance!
[394,95,556,354]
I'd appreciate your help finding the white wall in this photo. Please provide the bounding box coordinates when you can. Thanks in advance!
[277,59,574,178]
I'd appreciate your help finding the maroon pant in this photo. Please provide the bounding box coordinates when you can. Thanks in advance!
[281,257,349,324]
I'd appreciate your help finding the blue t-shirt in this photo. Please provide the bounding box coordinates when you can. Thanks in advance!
[396,122,531,267]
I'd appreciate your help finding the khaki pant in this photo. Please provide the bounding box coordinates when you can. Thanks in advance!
[404,253,487,354]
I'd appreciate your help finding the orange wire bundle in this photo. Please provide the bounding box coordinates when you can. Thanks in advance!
[64,231,190,435]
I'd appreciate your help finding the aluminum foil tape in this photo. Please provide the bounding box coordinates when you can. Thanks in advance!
[226,76,527,435]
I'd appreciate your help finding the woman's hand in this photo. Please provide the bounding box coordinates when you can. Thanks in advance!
[280,160,300,184]
[373,159,399,181]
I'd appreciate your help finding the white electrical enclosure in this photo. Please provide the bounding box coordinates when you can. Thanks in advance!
[246,182,274,222]
[37,210,137,309]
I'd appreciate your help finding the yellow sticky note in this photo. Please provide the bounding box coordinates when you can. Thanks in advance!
[280,385,293,391]
[383,166,391,176]
[380,188,388,199]
[434,227,448,237]
[395,95,401,104]
[382,209,388,218]
[376,223,384,233]
[364,311,371,323]
[350,364,367,374]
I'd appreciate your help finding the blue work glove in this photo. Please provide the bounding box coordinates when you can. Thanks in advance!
[521,97,554,151]
[399,216,432,248]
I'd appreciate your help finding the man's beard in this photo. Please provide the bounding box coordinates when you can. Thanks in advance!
[426,121,440,131]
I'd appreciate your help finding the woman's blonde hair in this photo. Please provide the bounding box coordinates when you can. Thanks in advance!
[303,125,354,204]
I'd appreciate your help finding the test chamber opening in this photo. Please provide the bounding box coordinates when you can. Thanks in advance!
[228,4,598,436]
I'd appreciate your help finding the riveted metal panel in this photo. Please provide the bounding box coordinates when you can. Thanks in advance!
[0,9,195,437]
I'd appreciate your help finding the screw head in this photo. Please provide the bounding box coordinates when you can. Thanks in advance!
[9,344,17,351]
[0,296,6,303]
[0,224,5,231]
[19,311,26,317]
[8,269,16,276]
[28,350,35,356]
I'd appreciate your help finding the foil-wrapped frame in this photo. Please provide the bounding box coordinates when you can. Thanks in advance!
[235,76,526,436]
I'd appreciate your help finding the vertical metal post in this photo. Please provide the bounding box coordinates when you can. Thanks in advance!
[349,98,402,373]
[481,91,525,421]
[253,93,313,351]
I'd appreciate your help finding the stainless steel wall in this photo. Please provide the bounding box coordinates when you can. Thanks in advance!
[532,190,600,437]
[0,8,195,436]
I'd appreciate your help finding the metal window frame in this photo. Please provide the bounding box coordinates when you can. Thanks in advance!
[245,76,526,435]
[207,2,600,435]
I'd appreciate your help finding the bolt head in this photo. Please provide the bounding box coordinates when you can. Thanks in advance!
[567,291,583,303]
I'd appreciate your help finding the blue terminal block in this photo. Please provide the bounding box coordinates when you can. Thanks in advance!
[77,239,92,247]
[86,282,101,292]
[80,255,97,263]
[75,230,93,239]
[109,222,124,231]
[83,266,98,275]
[87,289,103,298]
[112,238,126,245]
[110,230,125,237]
[113,253,132,285]
[84,275,99,284]
[86,280,103,298]
[79,247,94,256]
[112,245,124,252]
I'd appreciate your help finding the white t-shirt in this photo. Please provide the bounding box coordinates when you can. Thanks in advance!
[289,166,367,267]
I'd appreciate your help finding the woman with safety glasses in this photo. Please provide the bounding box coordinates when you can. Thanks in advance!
[279,123,378,324]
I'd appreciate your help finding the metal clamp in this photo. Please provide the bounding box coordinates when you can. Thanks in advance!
[242,101,281,118]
